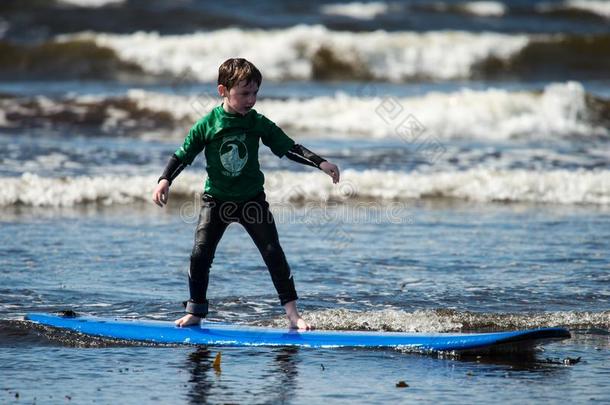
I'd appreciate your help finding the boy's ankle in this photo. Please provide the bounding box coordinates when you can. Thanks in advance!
[287,314,302,323]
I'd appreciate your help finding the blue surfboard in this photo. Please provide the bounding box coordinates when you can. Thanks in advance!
[25,313,570,352]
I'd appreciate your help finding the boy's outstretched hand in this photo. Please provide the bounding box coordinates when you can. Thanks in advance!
[320,161,340,184]
[152,179,170,207]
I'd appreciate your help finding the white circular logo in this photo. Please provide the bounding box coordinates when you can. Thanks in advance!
[219,136,248,176]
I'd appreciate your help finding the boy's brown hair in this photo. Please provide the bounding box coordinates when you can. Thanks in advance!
[218,58,262,90]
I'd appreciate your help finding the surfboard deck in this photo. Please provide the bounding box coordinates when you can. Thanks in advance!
[25,313,570,352]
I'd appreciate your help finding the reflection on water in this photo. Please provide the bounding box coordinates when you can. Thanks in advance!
[187,348,214,405]
[264,347,300,404]
[185,346,301,405]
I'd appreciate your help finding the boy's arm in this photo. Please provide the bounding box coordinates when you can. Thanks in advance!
[259,115,340,183]
[158,154,187,185]
[153,123,206,207]
[284,143,340,184]
[286,143,340,184]
[158,122,206,185]
[285,144,326,169]
[258,115,325,167]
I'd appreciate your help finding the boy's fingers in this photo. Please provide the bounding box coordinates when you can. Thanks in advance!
[331,166,340,183]
[153,191,164,207]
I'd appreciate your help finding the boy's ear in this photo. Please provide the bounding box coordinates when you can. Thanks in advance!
[217,84,227,97]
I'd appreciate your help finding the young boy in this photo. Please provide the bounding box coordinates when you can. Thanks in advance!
[152,58,340,330]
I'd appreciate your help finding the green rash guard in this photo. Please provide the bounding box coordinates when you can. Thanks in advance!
[174,105,295,202]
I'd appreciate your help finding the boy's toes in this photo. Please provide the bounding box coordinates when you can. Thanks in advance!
[175,314,201,327]
[174,315,190,327]
[295,318,311,330]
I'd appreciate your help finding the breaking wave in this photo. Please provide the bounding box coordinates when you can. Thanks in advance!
[538,0,610,19]
[3,168,610,207]
[1,28,609,81]
[417,1,507,17]
[2,82,608,140]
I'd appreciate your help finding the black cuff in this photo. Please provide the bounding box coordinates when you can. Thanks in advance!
[159,154,186,185]
[183,299,209,317]
[285,144,326,169]
[278,277,298,306]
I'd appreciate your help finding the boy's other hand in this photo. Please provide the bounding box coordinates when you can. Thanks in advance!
[152,179,170,207]
[320,161,340,184]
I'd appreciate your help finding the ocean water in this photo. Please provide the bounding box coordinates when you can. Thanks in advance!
[1,0,609,403]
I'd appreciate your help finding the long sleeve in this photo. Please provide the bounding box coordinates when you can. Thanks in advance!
[158,154,187,185]
[174,121,206,165]
[285,144,327,169]
[259,115,295,158]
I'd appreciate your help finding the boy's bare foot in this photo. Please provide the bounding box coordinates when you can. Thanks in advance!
[175,314,201,327]
[283,300,312,330]
[289,317,312,330]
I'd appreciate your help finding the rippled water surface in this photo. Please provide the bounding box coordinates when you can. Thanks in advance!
[1,201,609,403]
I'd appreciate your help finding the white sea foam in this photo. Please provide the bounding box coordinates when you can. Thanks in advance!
[320,2,391,19]
[0,108,9,126]
[458,1,507,17]
[123,89,197,122]
[565,0,610,18]
[1,172,200,207]
[538,0,610,18]
[265,169,610,205]
[0,19,10,39]
[265,81,604,140]
[57,0,125,7]
[261,308,610,331]
[1,82,604,140]
[58,26,529,81]
[424,1,506,16]
[125,82,607,140]
[3,168,610,207]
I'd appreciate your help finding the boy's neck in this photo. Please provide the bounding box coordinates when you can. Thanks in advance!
[222,102,243,116]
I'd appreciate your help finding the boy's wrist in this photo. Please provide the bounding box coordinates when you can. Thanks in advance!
[159,154,186,186]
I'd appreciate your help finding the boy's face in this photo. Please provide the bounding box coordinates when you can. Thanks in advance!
[218,80,259,115]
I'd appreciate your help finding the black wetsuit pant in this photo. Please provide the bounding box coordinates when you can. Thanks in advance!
[185,192,297,317]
